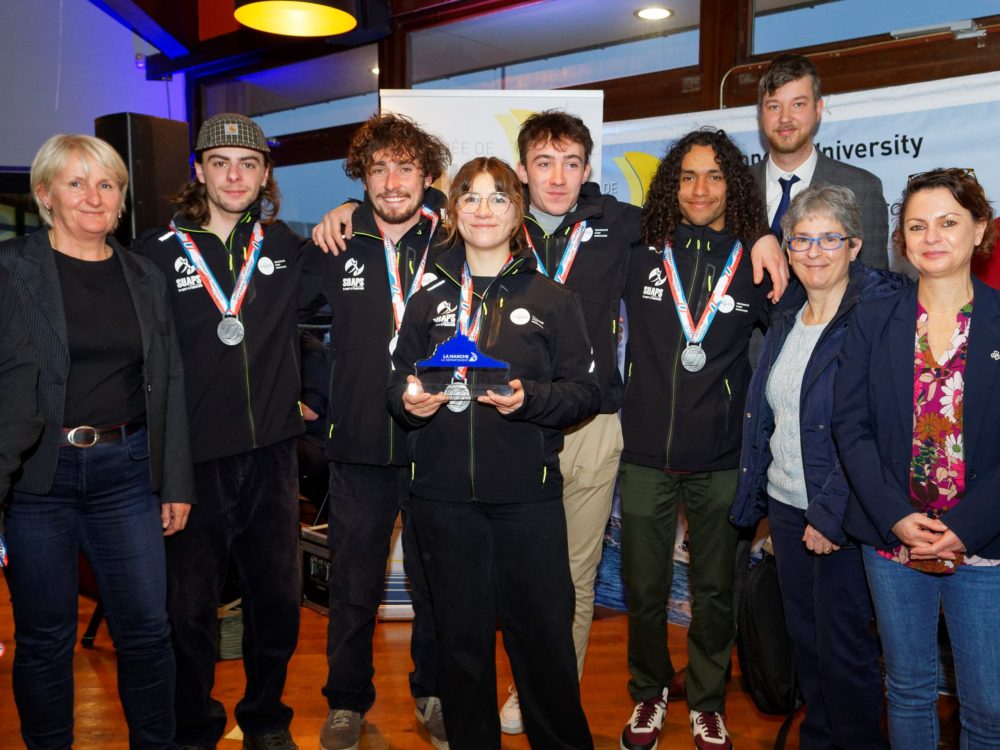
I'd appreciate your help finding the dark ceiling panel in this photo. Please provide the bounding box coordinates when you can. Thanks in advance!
[88,0,196,57]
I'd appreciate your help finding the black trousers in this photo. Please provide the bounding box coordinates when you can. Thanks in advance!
[166,439,301,746]
[410,496,593,750]
[323,462,438,713]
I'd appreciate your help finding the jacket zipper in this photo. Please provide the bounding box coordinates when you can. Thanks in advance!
[230,224,258,448]
[185,220,257,447]
[438,261,520,501]
[664,237,704,466]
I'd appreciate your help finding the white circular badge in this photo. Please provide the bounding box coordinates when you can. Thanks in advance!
[510,307,531,325]
[421,272,438,288]
[582,227,594,242]
[718,294,735,314]
[258,257,275,276]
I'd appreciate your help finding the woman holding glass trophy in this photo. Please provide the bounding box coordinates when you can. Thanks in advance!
[388,156,599,750]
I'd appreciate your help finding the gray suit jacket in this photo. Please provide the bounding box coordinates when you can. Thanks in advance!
[752,151,890,270]
[0,230,195,504]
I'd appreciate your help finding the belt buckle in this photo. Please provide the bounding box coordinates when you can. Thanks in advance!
[67,426,100,448]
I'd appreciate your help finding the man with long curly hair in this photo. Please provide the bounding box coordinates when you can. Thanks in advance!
[618,128,771,750]
[300,112,452,750]
[134,113,318,750]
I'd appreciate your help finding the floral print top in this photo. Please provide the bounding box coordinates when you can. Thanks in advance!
[880,300,971,573]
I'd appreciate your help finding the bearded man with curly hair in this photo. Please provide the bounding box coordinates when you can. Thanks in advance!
[618,128,771,750]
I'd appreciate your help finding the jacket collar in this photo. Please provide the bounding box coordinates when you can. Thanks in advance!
[524,181,605,235]
[434,241,535,287]
[169,204,259,238]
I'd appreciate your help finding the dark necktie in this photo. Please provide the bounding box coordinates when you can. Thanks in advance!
[770,175,800,242]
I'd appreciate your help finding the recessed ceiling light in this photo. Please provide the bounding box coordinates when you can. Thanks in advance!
[636,6,673,21]
[371,66,380,75]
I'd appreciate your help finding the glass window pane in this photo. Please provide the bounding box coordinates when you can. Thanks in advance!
[754,0,998,55]
[411,0,699,90]
[201,44,378,119]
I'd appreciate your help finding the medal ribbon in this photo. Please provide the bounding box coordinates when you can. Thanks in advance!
[661,239,744,346]
[453,255,514,381]
[170,221,265,318]
[383,205,440,334]
[522,220,587,285]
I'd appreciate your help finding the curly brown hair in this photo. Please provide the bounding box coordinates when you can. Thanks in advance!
[641,129,767,247]
[170,153,281,226]
[444,157,527,252]
[892,168,997,257]
[344,113,450,183]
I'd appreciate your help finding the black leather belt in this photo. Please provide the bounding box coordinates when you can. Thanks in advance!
[60,423,143,448]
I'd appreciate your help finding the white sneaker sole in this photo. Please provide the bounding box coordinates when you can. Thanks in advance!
[500,720,524,736]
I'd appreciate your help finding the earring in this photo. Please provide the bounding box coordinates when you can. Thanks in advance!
[118,209,123,219]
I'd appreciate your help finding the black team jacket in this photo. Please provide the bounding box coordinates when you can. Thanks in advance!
[299,189,446,467]
[387,243,600,503]
[621,222,770,472]
[524,181,640,415]
[134,205,315,463]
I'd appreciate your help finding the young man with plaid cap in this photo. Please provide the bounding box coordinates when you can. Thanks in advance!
[134,113,318,750]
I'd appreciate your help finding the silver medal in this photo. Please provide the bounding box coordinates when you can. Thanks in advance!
[217,316,245,346]
[444,382,471,412]
[681,343,706,372]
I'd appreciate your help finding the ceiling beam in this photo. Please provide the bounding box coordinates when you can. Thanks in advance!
[88,0,195,57]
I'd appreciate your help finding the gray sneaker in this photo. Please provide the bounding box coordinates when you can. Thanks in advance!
[319,709,364,750]
[414,696,449,750]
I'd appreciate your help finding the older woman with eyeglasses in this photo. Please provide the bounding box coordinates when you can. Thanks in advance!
[732,184,905,749]
[834,168,1000,749]
[388,156,599,750]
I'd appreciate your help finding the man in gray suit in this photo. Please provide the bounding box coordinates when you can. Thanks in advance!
[753,54,890,270]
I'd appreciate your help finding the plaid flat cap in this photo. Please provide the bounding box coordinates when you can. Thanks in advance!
[195,113,270,153]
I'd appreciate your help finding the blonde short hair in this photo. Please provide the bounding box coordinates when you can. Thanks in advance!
[31,134,129,227]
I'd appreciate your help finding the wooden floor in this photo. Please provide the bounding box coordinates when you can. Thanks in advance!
[0,573,808,750]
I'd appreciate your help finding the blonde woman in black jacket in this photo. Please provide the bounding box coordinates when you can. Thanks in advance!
[0,134,193,750]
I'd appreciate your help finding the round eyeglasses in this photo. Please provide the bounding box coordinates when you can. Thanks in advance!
[457,191,512,215]
[786,233,853,253]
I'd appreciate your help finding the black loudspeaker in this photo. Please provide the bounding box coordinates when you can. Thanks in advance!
[95,112,191,246]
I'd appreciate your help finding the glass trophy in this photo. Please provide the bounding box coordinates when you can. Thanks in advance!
[410,334,513,410]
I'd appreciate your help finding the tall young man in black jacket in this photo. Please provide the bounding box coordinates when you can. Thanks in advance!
[618,129,771,750]
[300,113,451,750]
[133,113,314,750]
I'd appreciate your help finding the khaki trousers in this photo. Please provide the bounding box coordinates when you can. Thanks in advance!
[560,412,623,676]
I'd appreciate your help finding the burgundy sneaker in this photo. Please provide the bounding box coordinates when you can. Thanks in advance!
[619,688,668,750]
[689,710,732,749]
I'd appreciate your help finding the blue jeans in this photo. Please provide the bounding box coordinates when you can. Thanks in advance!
[5,427,175,750]
[863,545,1000,750]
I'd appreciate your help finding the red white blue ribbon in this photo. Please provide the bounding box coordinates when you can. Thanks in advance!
[383,206,440,334]
[453,255,514,381]
[523,221,587,285]
[170,221,265,318]
[661,238,744,346]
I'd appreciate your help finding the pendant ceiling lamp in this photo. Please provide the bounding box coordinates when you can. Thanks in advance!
[234,1,358,37]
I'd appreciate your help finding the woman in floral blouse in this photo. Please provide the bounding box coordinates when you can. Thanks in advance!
[834,168,1000,749]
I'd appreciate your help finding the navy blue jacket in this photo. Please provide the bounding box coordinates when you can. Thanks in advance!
[731,263,908,543]
[833,277,1000,558]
